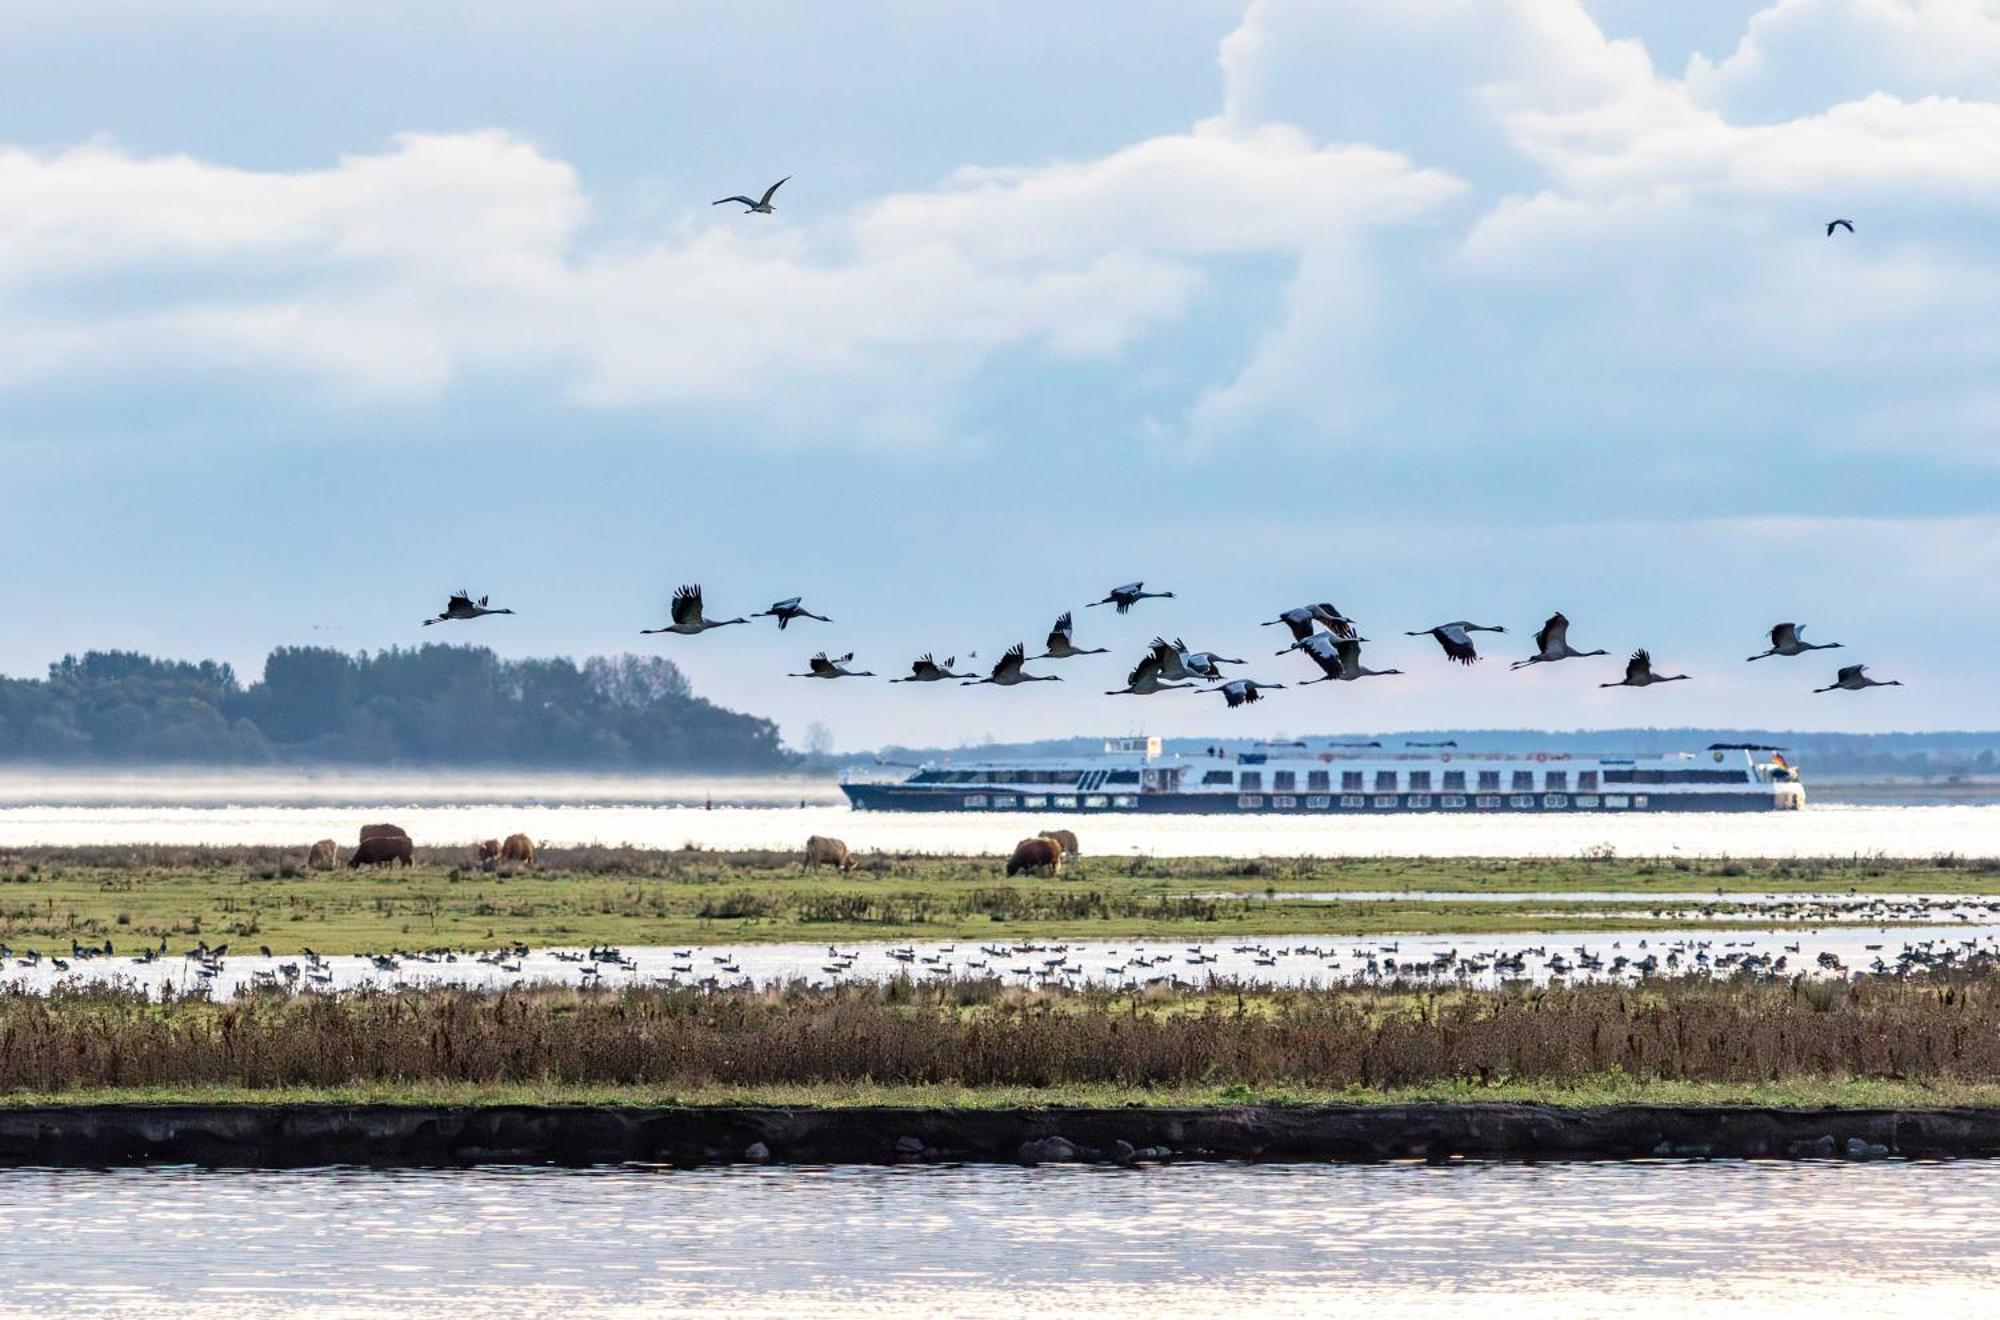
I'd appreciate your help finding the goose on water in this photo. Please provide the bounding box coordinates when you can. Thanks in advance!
[1086,581,1174,614]
[1600,649,1690,688]
[713,177,789,214]
[1214,678,1284,708]
[424,591,514,626]
[1511,612,1609,670]
[1747,622,1842,661]
[642,584,747,636]
[963,643,1060,686]
[891,653,972,683]
[1036,612,1109,660]
[1815,664,1902,693]
[1105,650,1194,696]
[789,651,873,679]
[1264,603,1357,649]
[1407,621,1506,665]
[751,597,831,629]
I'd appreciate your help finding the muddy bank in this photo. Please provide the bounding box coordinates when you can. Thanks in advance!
[1,1103,1999,1166]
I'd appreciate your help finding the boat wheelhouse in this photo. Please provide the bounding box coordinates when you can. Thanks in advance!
[840,737,1804,814]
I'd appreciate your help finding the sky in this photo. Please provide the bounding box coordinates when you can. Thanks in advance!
[0,0,1995,751]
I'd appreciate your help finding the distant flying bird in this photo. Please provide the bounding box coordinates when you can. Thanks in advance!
[751,597,831,630]
[891,653,972,683]
[1815,664,1902,694]
[1331,637,1401,681]
[424,591,514,626]
[1086,581,1174,614]
[1214,678,1284,708]
[1511,612,1609,670]
[1407,621,1506,665]
[642,584,747,636]
[1036,612,1109,660]
[963,643,1061,687]
[1264,603,1357,650]
[1826,219,1854,236]
[714,177,789,214]
[1600,649,1690,689]
[1105,650,1194,696]
[789,651,873,679]
[1747,622,1842,661]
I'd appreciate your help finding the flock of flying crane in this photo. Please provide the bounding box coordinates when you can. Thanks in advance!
[421,580,1905,707]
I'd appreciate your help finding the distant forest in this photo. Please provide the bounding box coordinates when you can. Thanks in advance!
[0,647,793,770]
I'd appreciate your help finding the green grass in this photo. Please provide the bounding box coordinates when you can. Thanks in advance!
[0,846,1990,955]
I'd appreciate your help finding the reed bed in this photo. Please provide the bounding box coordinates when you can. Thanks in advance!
[5,973,2000,1094]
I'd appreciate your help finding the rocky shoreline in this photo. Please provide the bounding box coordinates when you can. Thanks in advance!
[0,1103,1997,1167]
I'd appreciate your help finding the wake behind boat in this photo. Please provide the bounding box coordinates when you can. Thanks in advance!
[842,737,1804,814]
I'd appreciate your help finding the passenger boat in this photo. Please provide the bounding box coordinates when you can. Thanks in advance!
[841,737,1804,814]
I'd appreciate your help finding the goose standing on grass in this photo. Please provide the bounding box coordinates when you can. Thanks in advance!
[751,597,831,630]
[963,644,1061,687]
[643,584,747,636]
[713,176,789,214]
[789,652,873,679]
[1264,603,1357,649]
[1214,678,1284,708]
[1332,638,1401,681]
[891,653,972,683]
[1036,612,1109,660]
[424,591,514,626]
[1086,581,1174,614]
[1815,664,1903,693]
[1511,612,1609,670]
[1748,622,1843,661]
[1407,621,1506,665]
[1600,649,1690,689]
[1105,650,1193,696]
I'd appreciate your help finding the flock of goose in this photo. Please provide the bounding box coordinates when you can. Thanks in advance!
[423,583,1906,707]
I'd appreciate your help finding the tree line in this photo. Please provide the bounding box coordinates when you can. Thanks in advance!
[0,646,793,770]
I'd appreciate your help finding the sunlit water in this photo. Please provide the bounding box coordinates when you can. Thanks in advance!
[1,799,1998,858]
[0,1161,1994,1318]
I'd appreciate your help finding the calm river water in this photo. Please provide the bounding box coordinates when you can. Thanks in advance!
[0,1160,1993,1318]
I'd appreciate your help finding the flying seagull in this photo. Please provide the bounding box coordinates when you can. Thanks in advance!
[642,584,748,636]
[1511,612,1609,670]
[714,177,789,214]
[1826,219,1854,236]
[1407,621,1506,665]
[891,653,973,683]
[1600,649,1690,689]
[1747,622,1842,661]
[789,651,873,679]
[424,591,514,626]
[751,597,831,630]
[1086,581,1174,614]
[1815,663,1902,693]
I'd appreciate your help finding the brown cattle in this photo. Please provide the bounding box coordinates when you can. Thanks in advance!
[1038,829,1080,860]
[475,839,503,863]
[349,834,414,869]
[307,839,339,871]
[501,833,535,866]
[1006,836,1063,876]
[359,823,410,844]
[804,835,853,871]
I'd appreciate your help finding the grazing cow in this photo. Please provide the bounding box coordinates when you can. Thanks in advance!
[359,823,410,844]
[349,835,414,869]
[501,833,535,866]
[475,839,503,863]
[804,835,853,872]
[307,839,339,871]
[1006,836,1063,877]
[1038,829,1080,860]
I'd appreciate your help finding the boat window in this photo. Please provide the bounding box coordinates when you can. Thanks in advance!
[1273,771,1296,791]
[1442,770,1466,791]
[1478,771,1500,791]
[1340,795,1366,808]
[1441,795,1467,808]
[1578,771,1598,791]
[1509,794,1535,808]
[1306,795,1331,809]
[1575,795,1600,809]
[1408,771,1431,791]
[1374,770,1397,791]
[963,795,988,807]
[1543,794,1567,808]
[1544,771,1567,791]
[1054,795,1078,808]
[1237,795,1264,809]
[1307,771,1330,791]
[1202,770,1234,786]
[1022,796,1047,809]
[1271,795,1297,808]
[1342,771,1364,791]
[1604,769,1748,785]
[992,795,1017,808]
[1239,772,1263,791]
[1112,795,1137,808]
[1372,795,1397,808]
[1084,795,1109,808]
[1475,794,1501,808]
[1407,794,1432,808]
[1105,770,1140,785]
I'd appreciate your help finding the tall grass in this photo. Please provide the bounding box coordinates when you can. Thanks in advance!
[4,974,2000,1094]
